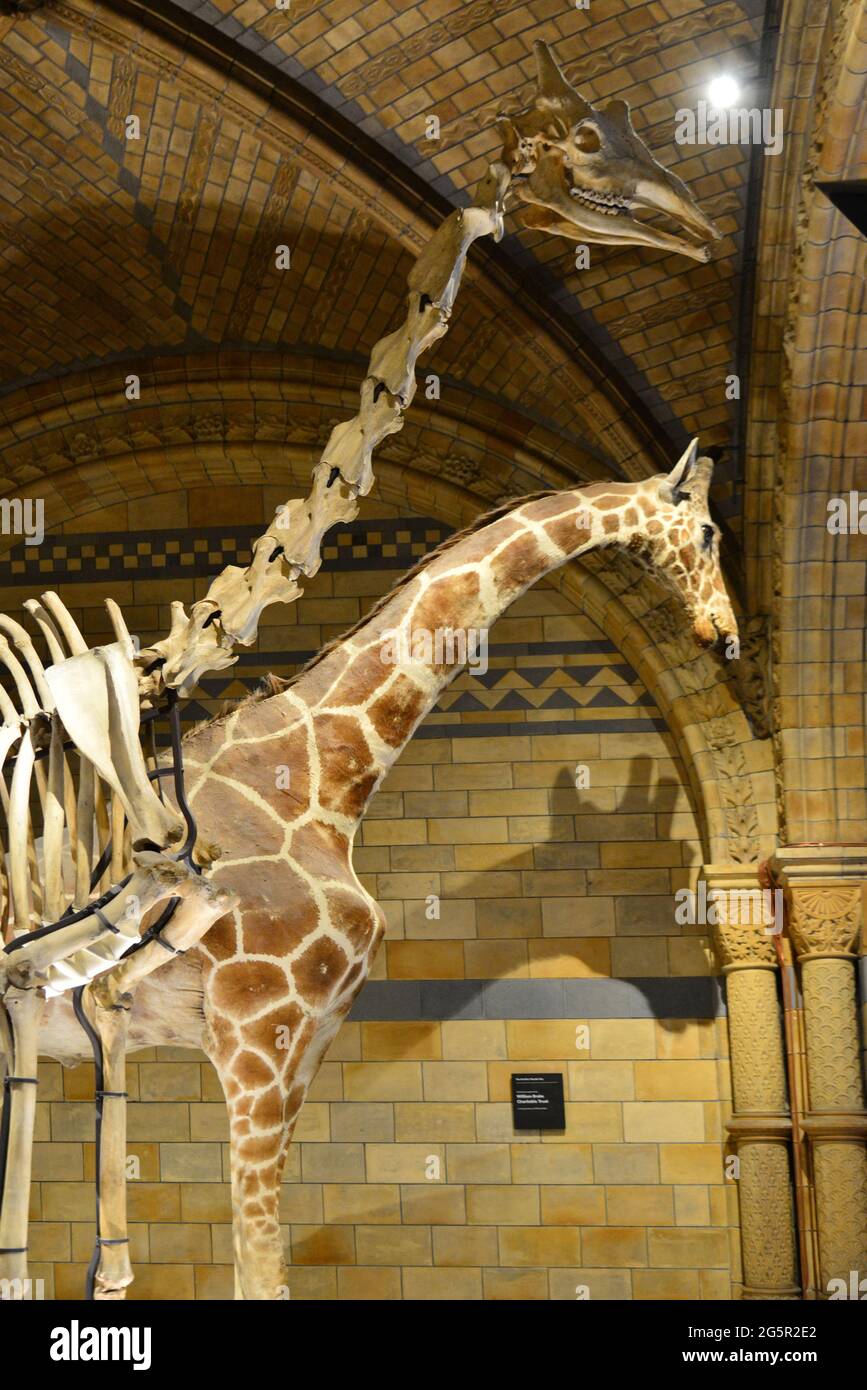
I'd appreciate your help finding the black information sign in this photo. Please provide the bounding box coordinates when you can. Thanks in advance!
[510,1072,566,1131]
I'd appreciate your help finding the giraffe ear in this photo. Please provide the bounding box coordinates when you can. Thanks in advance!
[663,438,700,503]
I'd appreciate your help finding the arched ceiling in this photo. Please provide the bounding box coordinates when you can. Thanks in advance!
[0,0,774,564]
[183,0,770,519]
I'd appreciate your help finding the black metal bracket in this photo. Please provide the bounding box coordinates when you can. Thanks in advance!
[72,984,104,1302]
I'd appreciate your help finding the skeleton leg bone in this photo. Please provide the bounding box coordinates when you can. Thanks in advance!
[76,870,237,1299]
[0,966,44,1294]
[74,984,134,1300]
[0,853,228,1295]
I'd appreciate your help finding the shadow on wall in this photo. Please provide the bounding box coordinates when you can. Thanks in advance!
[354,753,722,1044]
[295,754,729,1249]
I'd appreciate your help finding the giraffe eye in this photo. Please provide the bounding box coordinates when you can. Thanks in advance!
[702,525,715,549]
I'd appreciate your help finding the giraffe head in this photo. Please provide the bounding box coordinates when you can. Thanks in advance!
[500,42,720,262]
[634,440,738,652]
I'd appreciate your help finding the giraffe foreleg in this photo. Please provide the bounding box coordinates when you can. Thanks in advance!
[215,1007,348,1300]
[227,1117,292,1302]
[200,879,385,1301]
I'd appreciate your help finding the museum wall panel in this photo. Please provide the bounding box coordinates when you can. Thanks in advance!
[4,482,738,1300]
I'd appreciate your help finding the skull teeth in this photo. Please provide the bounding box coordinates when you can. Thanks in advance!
[569,187,630,216]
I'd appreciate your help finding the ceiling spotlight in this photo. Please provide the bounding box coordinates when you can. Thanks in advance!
[707,75,741,108]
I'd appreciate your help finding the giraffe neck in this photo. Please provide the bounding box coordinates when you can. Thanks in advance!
[273,482,650,832]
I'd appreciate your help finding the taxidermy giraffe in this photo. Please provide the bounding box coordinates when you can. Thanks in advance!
[39,440,737,1299]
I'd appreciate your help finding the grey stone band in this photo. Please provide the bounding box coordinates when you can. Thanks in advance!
[349,976,726,1021]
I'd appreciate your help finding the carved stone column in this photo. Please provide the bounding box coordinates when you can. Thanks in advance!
[770,847,867,1295]
[706,863,800,1299]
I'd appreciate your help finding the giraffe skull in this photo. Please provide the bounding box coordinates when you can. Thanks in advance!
[500,42,721,262]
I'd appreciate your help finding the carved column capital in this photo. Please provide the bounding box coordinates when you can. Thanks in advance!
[769,846,867,961]
[704,862,779,971]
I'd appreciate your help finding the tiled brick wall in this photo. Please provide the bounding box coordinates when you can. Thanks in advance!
[32,1015,733,1301]
[5,484,737,1300]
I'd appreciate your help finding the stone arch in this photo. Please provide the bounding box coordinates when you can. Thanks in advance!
[0,0,676,484]
[0,351,624,533]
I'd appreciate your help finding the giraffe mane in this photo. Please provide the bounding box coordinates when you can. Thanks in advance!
[183,489,558,736]
[272,488,557,694]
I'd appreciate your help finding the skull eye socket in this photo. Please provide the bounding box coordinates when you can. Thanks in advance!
[572,123,602,154]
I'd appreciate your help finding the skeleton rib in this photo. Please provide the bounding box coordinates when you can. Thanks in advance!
[41,714,66,923]
[40,591,89,657]
[7,728,36,934]
[74,757,96,910]
[23,598,66,666]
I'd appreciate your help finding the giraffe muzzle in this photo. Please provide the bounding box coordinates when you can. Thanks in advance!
[696,613,738,656]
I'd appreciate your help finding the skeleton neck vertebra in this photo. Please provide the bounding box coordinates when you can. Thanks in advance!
[133,43,720,702]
